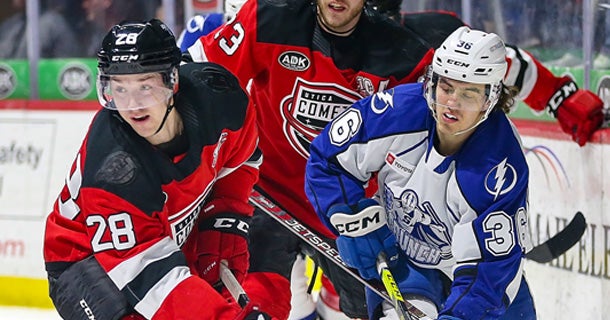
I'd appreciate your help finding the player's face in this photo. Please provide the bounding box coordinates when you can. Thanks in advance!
[433,77,487,135]
[317,0,364,34]
[110,73,177,143]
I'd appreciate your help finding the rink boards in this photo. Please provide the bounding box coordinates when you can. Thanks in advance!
[0,100,608,319]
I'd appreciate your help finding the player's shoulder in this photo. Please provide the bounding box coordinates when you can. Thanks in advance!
[177,62,250,131]
[81,110,166,215]
[254,0,316,45]
[460,111,526,169]
[358,83,430,132]
[379,83,429,117]
[256,0,313,14]
[401,10,465,49]
[454,111,528,206]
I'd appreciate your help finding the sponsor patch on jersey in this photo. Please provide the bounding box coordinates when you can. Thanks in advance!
[484,158,517,200]
[280,78,361,158]
[278,51,311,72]
[0,63,17,99]
[95,151,137,185]
[385,152,414,176]
[59,62,93,100]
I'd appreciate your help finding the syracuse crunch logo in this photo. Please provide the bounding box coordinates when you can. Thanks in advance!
[280,78,362,158]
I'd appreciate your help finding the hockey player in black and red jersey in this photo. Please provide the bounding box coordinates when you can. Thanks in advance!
[185,0,605,318]
[43,19,275,320]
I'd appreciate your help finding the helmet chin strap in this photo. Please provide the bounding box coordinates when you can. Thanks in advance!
[153,102,175,135]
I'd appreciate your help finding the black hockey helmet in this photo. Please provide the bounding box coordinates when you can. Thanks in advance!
[97,19,181,76]
[97,19,181,110]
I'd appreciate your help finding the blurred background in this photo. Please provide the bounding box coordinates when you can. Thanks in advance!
[0,0,608,113]
[0,0,609,319]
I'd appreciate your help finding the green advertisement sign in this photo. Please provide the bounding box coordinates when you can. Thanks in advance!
[3,59,610,113]
[38,58,98,100]
[0,60,30,99]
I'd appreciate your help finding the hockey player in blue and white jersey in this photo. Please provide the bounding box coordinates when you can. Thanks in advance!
[176,0,246,52]
[305,26,535,320]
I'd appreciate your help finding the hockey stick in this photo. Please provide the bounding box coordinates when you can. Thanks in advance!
[219,260,250,308]
[376,252,433,320]
[249,189,433,320]
[524,211,586,263]
[249,190,586,318]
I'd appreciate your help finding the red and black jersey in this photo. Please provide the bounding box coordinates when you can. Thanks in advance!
[189,0,573,239]
[43,62,260,319]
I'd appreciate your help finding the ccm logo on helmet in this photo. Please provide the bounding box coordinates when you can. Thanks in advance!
[111,54,139,62]
[447,59,470,68]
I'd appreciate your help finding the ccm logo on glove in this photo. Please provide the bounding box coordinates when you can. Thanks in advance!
[199,214,250,236]
[212,217,250,234]
[197,213,251,287]
[546,79,577,116]
[330,204,387,237]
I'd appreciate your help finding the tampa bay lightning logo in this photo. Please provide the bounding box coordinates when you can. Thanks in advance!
[370,89,394,114]
[485,158,517,200]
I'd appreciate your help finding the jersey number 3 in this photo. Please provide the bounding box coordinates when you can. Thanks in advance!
[217,20,245,55]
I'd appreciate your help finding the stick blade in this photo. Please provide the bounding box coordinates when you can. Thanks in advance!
[526,212,586,263]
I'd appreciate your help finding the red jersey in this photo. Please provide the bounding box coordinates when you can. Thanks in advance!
[43,63,260,319]
[189,0,575,239]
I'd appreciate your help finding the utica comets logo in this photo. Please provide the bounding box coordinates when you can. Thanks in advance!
[280,78,362,158]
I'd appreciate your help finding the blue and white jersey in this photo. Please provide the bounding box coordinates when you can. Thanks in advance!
[305,82,532,318]
[177,14,225,53]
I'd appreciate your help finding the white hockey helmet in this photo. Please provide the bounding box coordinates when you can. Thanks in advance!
[425,26,507,119]
[224,0,247,20]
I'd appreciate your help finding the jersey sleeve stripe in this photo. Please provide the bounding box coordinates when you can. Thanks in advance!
[133,265,191,319]
[108,237,184,289]
[122,250,187,303]
[504,47,538,102]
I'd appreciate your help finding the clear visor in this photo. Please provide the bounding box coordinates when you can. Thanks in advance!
[97,73,173,111]
[430,76,490,112]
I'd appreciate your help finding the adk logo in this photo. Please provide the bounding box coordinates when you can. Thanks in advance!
[59,62,92,100]
[0,64,17,99]
[278,51,310,72]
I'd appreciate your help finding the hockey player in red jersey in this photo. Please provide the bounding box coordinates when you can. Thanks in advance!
[43,19,274,320]
[185,0,605,318]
